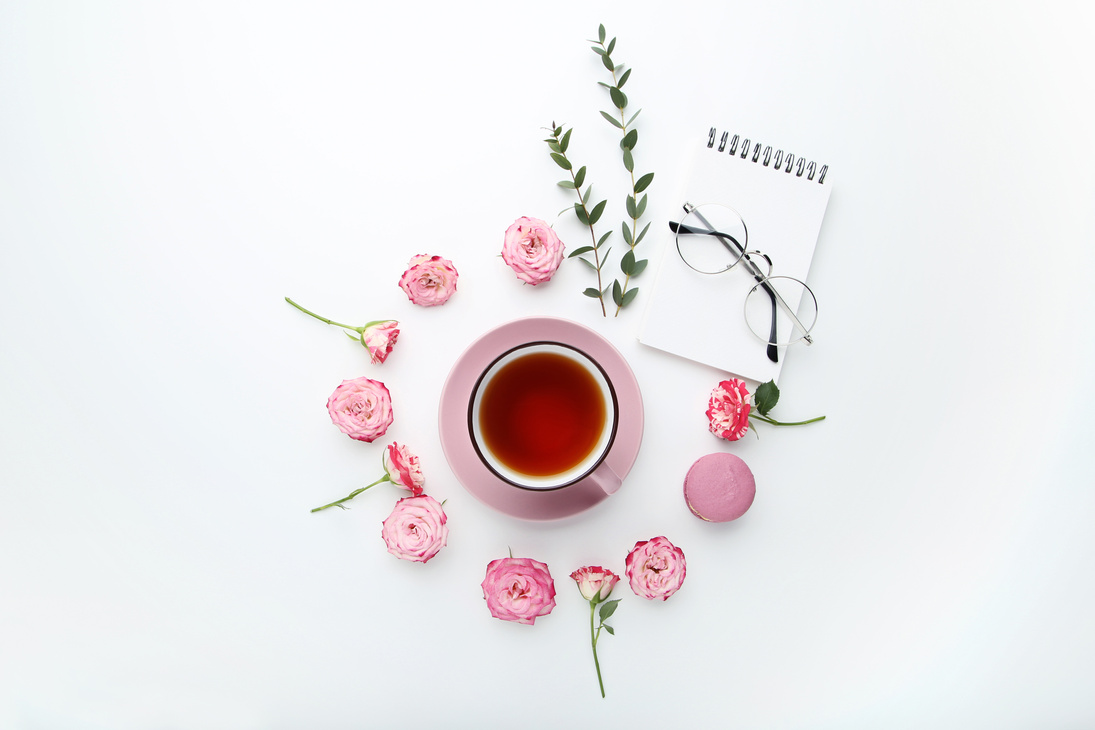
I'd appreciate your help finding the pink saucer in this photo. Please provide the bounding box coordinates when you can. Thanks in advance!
[438,317,643,521]
[684,453,756,522]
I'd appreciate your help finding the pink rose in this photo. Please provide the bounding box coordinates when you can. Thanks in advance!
[326,377,394,443]
[361,320,399,364]
[398,254,459,307]
[707,378,752,441]
[501,217,565,285]
[625,536,687,601]
[381,495,449,563]
[569,566,619,602]
[383,441,424,496]
[481,557,557,625]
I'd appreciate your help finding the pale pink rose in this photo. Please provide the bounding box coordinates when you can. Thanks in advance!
[569,566,619,603]
[381,495,448,563]
[707,378,752,441]
[383,442,424,496]
[361,320,399,364]
[481,557,557,625]
[398,254,459,307]
[501,217,565,285]
[326,377,394,443]
[625,536,687,601]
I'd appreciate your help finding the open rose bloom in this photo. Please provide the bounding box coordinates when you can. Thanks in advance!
[383,442,424,496]
[707,378,752,441]
[501,217,565,285]
[625,536,687,601]
[481,557,556,625]
[326,377,394,442]
[361,320,399,364]
[381,495,448,563]
[398,254,459,307]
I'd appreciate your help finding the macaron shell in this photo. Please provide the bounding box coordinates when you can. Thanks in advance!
[684,452,756,522]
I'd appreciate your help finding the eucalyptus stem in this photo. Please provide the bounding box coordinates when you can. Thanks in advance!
[311,475,389,512]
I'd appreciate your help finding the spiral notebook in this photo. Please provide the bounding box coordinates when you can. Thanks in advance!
[638,127,832,384]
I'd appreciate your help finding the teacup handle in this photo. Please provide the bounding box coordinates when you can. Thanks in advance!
[585,461,622,495]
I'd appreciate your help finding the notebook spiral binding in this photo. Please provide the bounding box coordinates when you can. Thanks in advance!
[707,127,828,184]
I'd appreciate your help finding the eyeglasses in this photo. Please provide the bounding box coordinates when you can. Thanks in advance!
[671,202,817,363]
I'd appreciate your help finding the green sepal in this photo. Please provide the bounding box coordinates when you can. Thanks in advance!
[754,380,780,416]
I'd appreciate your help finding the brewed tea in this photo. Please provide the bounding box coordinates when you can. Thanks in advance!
[478,351,606,478]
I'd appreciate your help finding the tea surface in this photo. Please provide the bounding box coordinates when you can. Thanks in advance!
[479,351,606,478]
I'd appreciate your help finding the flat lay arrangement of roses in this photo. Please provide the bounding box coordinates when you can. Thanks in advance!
[284,24,825,699]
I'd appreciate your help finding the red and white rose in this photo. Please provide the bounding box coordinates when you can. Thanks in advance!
[326,377,394,443]
[501,217,565,285]
[381,495,449,563]
[398,254,459,307]
[625,536,687,601]
[481,556,557,625]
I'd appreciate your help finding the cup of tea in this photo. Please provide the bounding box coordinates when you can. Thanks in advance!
[469,342,621,494]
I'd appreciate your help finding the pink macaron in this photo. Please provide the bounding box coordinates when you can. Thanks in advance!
[684,452,756,522]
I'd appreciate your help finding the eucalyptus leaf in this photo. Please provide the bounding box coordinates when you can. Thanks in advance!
[560,127,572,153]
[625,194,636,219]
[574,166,587,188]
[621,248,636,275]
[635,193,648,218]
[574,202,589,225]
[602,53,614,72]
[598,247,612,268]
[557,180,576,189]
[568,245,595,258]
[582,186,592,204]
[621,286,639,307]
[600,111,624,129]
[622,147,634,172]
[634,172,654,194]
[591,45,606,57]
[611,279,623,306]
[598,23,605,43]
[551,152,571,170]
[621,128,638,150]
[607,37,616,55]
[583,287,602,298]
[755,380,780,416]
[547,140,561,153]
[626,109,642,127]
[597,230,612,247]
[609,86,627,110]
[589,199,607,225]
[634,221,651,245]
[622,222,633,246]
[629,257,648,276]
[618,68,631,88]
[578,257,598,271]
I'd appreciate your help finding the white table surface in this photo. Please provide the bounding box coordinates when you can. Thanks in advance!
[3,2,1093,728]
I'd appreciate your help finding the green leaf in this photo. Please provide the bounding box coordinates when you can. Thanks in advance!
[620,248,636,275]
[634,221,651,245]
[597,230,612,247]
[560,127,572,153]
[635,193,648,218]
[598,24,605,43]
[591,45,606,57]
[600,110,624,129]
[755,380,780,416]
[588,199,607,225]
[582,185,592,204]
[547,140,561,153]
[583,287,602,298]
[603,624,615,636]
[578,257,598,271]
[568,245,595,258]
[618,68,631,89]
[601,53,614,72]
[574,202,589,225]
[621,222,633,246]
[598,247,612,268]
[574,166,586,189]
[551,152,571,171]
[626,109,642,126]
[607,37,616,55]
[622,147,634,172]
[609,86,627,110]
[621,128,638,150]
[621,286,639,307]
[599,599,621,621]
[634,172,654,194]
[629,257,648,276]
[625,195,636,219]
[557,180,576,189]
[611,279,623,306]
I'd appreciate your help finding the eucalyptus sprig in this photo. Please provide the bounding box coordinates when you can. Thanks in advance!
[545,122,612,316]
[591,23,653,316]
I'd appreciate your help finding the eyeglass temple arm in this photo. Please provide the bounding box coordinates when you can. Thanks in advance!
[680,204,814,347]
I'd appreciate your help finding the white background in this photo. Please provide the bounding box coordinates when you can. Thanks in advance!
[2,2,1093,728]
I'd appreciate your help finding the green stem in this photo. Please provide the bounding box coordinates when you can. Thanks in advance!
[751,414,826,427]
[590,602,605,698]
[311,475,389,513]
[285,297,362,333]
